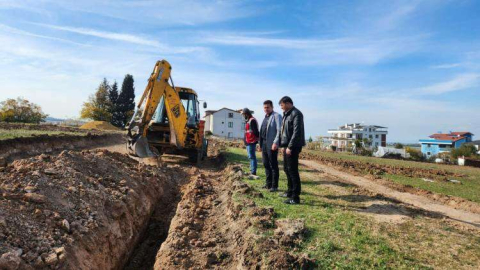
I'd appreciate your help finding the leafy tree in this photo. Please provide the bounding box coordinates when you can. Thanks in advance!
[0,97,48,123]
[451,144,478,159]
[80,78,112,121]
[406,147,424,161]
[394,143,404,149]
[308,136,313,143]
[116,74,136,127]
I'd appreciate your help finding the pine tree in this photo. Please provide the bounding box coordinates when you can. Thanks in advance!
[116,74,136,127]
[109,81,122,127]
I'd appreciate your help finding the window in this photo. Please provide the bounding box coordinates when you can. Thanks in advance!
[369,135,373,139]
[369,128,372,132]
[228,122,233,128]
[375,134,379,139]
[228,112,234,118]
[222,121,224,124]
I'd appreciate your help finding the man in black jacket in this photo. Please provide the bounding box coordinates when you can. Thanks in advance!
[278,96,305,204]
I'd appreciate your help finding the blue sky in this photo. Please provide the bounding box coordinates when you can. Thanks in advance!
[0,0,479,142]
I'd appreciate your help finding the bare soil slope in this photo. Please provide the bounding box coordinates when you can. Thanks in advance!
[0,150,182,269]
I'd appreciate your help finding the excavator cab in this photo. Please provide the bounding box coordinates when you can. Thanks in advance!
[147,88,202,150]
[126,60,208,162]
[153,90,200,128]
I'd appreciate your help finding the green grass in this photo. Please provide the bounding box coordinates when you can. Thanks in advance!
[0,129,84,140]
[225,147,480,269]
[306,150,480,203]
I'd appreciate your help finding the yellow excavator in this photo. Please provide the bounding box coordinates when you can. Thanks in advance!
[126,60,208,162]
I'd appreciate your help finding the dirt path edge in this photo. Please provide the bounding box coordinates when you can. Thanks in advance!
[300,159,480,229]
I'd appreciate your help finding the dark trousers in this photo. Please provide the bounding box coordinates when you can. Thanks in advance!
[283,147,301,202]
[262,144,279,188]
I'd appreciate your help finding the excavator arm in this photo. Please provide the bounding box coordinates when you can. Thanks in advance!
[127,60,189,157]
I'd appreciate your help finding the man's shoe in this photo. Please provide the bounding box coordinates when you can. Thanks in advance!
[269,188,278,192]
[279,193,290,198]
[262,185,270,189]
[284,199,300,205]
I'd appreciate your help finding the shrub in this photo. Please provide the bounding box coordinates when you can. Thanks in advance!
[360,149,373,156]
[406,147,424,161]
[394,143,404,149]
[451,144,478,159]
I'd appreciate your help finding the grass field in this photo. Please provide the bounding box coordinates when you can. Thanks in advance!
[0,129,84,140]
[305,150,480,203]
[226,147,480,269]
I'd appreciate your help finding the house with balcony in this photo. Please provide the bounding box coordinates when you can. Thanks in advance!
[203,108,245,139]
[419,132,474,158]
[327,123,388,150]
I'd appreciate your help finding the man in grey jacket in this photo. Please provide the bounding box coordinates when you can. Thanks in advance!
[259,100,282,192]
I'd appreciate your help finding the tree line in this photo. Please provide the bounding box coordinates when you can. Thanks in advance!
[80,74,135,128]
[0,98,48,123]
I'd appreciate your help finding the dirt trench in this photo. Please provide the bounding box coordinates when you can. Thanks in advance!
[0,133,124,164]
[0,137,313,270]
[0,148,194,270]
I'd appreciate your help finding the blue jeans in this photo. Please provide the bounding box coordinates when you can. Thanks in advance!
[246,143,257,175]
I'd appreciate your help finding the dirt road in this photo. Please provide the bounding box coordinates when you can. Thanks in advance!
[300,159,480,228]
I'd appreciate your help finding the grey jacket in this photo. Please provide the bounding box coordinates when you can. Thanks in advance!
[259,111,282,149]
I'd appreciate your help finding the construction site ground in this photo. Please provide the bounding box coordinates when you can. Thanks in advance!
[226,147,480,269]
[1,127,480,269]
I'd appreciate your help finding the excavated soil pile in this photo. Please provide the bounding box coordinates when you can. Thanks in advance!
[209,137,244,149]
[0,123,87,133]
[300,152,465,181]
[154,165,315,269]
[0,149,181,269]
[0,133,124,164]
[80,121,120,131]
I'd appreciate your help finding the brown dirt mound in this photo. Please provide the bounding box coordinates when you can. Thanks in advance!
[0,149,181,269]
[0,123,86,133]
[80,121,120,131]
[0,133,124,164]
[153,165,315,269]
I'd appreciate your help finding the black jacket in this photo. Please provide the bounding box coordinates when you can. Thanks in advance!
[280,107,306,149]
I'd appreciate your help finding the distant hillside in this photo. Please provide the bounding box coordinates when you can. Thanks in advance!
[45,116,65,123]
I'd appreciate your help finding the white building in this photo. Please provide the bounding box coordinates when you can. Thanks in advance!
[327,123,388,150]
[204,108,245,139]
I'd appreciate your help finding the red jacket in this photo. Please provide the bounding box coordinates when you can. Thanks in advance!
[245,117,259,144]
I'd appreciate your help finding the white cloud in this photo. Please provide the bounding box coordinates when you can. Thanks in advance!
[419,73,480,94]
[0,23,87,46]
[431,63,463,69]
[36,23,163,47]
[201,33,424,65]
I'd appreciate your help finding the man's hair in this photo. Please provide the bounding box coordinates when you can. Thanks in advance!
[279,96,293,105]
[263,100,273,107]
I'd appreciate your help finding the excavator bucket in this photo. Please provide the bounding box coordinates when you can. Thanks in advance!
[127,136,157,158]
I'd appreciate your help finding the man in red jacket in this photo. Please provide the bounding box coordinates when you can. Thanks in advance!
[242,108,259,175]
